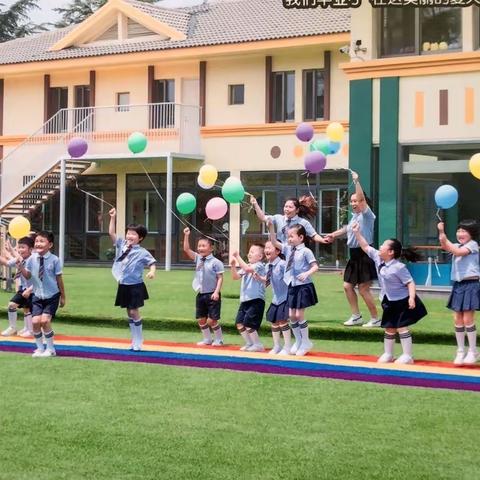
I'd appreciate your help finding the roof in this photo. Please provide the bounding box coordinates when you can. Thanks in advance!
[0,0,350,66]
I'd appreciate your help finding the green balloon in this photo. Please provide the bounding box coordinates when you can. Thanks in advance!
[128,132,148,154]
[222,178,245,204]
[176,193,196,215]
[309,138,330,155]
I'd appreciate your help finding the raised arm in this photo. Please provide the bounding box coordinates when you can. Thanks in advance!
[232,251,254,273]
[351,170,367,208]
[229,257,241,280]
[267,219,283,251]
[182,227,196,261]
[438,222,471,257]
[351,221,369,254]
[108,208,117,243]
[250,195,267,223]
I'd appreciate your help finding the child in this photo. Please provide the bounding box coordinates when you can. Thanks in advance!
[109,208,156,351]
[438,220,480,365]
[268,221,318,356]
[257,240,291,354]
[1,236,34,338]
[16,231,66,358]
[352,222,427,364]
[230,245,266,352]
[183,227,224,346]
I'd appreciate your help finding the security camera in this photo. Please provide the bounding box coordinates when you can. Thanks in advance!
[339,45,350,54]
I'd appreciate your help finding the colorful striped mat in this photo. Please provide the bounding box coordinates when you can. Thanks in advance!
[1,335,479,392]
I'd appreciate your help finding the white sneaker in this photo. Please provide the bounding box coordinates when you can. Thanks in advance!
[362,318,382,328]
[290,341,301,355]
[269,345,282,354]
[32,348,45,358]
[1,326,17,336]
[295,340,313,357]
[377,352,394,363]
[240,344,253,351]
[247,343,265,352]
[196,339,212,346]
[41,349,56,358]
[19,330,33,338]
[211,339,224,347]
[343,315,363,327]
[463,350,480,365]
[278,347,291,355]
[453,350,465,366]
[395,354,414,365]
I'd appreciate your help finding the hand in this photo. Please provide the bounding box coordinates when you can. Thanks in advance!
[408,297,416,309]
[211,292,220,301]
[321,235,331,244]
[266,218,273,229]
[232,251,239,258]
[437,222,445,233]
[229,258,237,268]
[146,271,155,280]
[15,256,23,266]
[351,222,360,233]
[183,227,190,236]
[324,234,334,243]
[109,208,116,217]
[60,296,66,308]
[296,273,308,282]
[22,290,31,299]
[249,195,257,206]
[351,170,359,183]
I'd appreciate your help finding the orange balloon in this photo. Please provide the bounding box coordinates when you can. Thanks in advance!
[293,145,304,158]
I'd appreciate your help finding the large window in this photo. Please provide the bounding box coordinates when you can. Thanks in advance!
[380,7,462,57]
[272,71,295,122]
[74,85,93,132]
[45,86,68,133]
[303,69,324,121]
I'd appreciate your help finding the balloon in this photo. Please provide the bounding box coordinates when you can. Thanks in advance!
[205,197,228,220]
[127,132,147,154]
[434,185,458,209]
[197,175,213,189]
[328,141,341,154]
[199,164,218,186]
[326,122,344,142]
[176,193,196,215]
[222,176,245,204]
[469,153,480,180]
[309,138,330,155]
[67,137,88,158]
[304,151,327,174]
[8,216,31,240]
[295,123,314,142]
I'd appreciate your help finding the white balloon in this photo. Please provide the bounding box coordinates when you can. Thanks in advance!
[197,175,214,189]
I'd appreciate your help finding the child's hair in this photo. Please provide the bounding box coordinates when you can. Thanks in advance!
[457,219,480,241]
[36,230,55,244]
[387,239,422,262]
[265,240,281,254]
[288,224,308,244]
[18,236,34,249]
[198,236,214,248]
[250,243,265,252]
[125,224,147,241]
[285,196,317,220]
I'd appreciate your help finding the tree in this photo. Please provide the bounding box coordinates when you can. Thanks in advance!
[54,0,158,28]
[0,0,44,43]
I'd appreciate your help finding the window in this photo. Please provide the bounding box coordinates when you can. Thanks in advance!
[85,192,103,233]
[45,87,68,133]
[380,7,462,57]
[228,84,244,105]
[74,85,93,132]
[116,92,130,112]
[272,71,295,122]
[303,70,324,121]
[151,79,175,128]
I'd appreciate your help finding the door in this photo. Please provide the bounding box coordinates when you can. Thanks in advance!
[180,79,200,153]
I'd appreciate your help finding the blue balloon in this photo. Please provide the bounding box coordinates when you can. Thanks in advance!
[434,185,458,209]
[328,141,341,154]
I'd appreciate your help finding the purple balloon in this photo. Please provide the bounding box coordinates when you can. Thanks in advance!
[304,151,327,174]
[67,137,88,158]
[295,123,314,142]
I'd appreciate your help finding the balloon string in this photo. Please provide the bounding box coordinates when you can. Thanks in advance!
[75,181,115,209]
[436,208,443,222]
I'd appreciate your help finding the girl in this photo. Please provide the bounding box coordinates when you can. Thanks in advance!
[257,240,291,355]
[326,171,380,328]
[109,208,156,351]
[352,222,427,364]
[250,195,329,246]
[438,220,480,365]
[268,220,319,356]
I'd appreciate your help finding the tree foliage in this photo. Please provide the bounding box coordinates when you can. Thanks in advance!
[0,0,45,42]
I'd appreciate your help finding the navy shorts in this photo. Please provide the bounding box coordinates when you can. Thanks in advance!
[31,293,61,319]
[196,292,221,320]
[235,298,265,330]
[10,289,33,311]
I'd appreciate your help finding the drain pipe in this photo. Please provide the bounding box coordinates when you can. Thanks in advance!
[59,157,66,266]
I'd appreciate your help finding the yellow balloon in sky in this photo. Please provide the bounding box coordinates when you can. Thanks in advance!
[469,153,480,180]
[199,164,218,186]
[326,122,344,142]
[8,216,31,240]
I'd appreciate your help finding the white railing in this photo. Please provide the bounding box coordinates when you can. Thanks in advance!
[1,103,202,204]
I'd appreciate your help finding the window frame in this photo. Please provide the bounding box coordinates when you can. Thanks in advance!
[272,71,295,123]
[228,84,245,105]
[116,92,130,112]
[303,69,325,122]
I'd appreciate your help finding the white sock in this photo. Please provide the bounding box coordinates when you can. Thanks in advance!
[466,324,477,352]
[271,326,281,348]
[290,322,302,344]
[399,331,412,357]
[213,324,223,341]
[44,330,55,350]
[24,313,33,333]
[7,308,17,329]
[134,320,143,347]
[281,324,292,349]
[200,324,212,342]
[248,329,261,346]
[33,332,44,351]
[128,319,136,345]
[455,325,465,351]
[239,327,252,346]
[299,320,310,344]
[384,332,395,356]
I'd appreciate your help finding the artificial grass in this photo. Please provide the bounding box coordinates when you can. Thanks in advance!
[0,348,478,480]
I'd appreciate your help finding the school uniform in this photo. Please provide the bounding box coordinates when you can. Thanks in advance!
[265,257,289,323]
[235,262,266,330]
[366,247,427,328]
[112,238,156,309]
[344,206,378,285]
[192,253,224,320]
[7,257,33,310]
[282,243,318,309]
[266,214,317,244]
[447,240,480,312]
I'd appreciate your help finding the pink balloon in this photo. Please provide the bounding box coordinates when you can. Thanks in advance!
[205,197,228,220]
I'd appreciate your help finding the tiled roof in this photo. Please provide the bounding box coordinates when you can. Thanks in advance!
[0,0,350,66]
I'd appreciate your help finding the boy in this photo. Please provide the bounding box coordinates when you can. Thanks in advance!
[16,231,66,358]
[230,245,266,352]
[183,228,224,346]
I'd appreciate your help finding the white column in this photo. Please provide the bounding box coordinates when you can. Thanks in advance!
[165,153,173,271]
[59,158,66,265]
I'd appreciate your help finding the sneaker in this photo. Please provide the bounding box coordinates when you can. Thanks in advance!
[41,349,56,357]
[395,354,414,365]
[240,344,253,351]
[343,315,363,327]
[32,348,45,358]
[269,345,282,354]
[19,331,33,338]
[1,326,17,336]
[295,340,313,357]
[362,318,382,328]
[247,343,265,352]
[377,352,394,363]
[211,339,224,347]
[463,350,480,365]
[196,339,212,346]
[290,341,301,355]
[278,347,292,355]
[453,350,465,366]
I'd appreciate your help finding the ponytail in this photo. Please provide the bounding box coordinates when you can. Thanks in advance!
[388,239,423,262]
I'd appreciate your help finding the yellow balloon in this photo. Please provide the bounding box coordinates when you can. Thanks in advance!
[469,153,480,180]
[199,164,218,186]
[8,216,31,240]
[326,122,344,142]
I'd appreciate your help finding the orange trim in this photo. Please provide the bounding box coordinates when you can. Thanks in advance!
[414,91,424,128]
[0,134,27,146]
[0,33,350,76]
[341,51,480,80]
[201,121,349,138]
[465,87,474,125]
